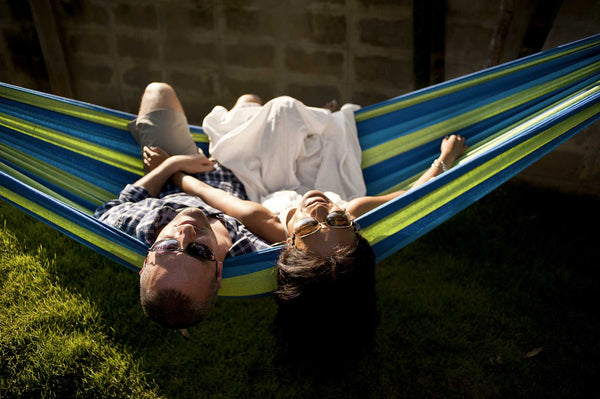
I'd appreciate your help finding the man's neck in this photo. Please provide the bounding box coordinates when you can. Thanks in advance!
[208,217,232,261]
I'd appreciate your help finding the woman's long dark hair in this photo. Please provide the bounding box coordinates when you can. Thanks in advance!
[273,234,378,375]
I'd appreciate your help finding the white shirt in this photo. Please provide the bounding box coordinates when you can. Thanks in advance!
[202,96,366,204]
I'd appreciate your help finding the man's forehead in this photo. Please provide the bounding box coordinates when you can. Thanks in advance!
[143,252,191,283]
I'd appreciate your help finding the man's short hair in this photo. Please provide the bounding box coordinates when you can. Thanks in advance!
[139,279,218,329]
[273,233,378,374]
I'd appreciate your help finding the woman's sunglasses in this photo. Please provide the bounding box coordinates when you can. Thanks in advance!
[148,238,217,265]
[292,211,356,244]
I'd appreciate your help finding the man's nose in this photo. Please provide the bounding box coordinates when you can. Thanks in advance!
[176,224,196,242]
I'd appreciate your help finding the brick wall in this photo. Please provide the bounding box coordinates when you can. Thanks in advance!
[1,0,599,195]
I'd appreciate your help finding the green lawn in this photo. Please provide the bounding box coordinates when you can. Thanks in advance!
[1,182,598,398]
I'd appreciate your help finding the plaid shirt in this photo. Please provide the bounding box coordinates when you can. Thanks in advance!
[94,164,271,258]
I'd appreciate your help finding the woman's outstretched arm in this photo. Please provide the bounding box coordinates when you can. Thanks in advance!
[171,172,286,244]
[346,135,468,218]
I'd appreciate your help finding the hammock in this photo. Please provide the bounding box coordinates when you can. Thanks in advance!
[1,35,599,297]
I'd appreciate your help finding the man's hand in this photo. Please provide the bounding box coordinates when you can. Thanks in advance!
[143,146,169,172]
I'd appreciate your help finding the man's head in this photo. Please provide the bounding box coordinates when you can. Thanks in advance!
[139,208,223,329]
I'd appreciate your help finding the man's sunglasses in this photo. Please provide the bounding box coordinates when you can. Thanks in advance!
[148,238,218,268]
[292,211,356,245]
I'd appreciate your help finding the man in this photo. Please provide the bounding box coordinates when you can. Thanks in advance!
[95,83,270,329]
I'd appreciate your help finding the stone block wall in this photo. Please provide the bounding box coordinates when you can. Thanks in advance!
[443,0,600,196]
[0,0,50,92]
[1,0,415,122]
[1,0,599,195]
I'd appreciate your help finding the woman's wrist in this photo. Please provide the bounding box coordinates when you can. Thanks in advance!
[430,153,456,173]
[438,153,456,166]
[164,155,186,174]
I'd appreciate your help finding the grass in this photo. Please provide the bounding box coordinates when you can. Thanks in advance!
[0,182,598,398]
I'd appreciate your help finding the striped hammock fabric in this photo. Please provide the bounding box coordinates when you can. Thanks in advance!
[1,34,599,297]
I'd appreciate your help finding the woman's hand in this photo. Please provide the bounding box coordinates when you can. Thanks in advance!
[440,135,468,164]
[143,146,216,174]
[172,154,216,174]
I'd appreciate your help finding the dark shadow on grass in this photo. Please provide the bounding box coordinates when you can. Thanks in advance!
[372,182,600,398]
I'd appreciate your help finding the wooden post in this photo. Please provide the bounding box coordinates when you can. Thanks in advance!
[413,0,446,89]
[518,0,564,58]
[28,0,74,98]
[486,0,515,68]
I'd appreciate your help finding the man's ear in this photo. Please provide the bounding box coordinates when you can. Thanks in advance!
[286,237,293,246]
[217,261,223,289]
[139,258,148,276]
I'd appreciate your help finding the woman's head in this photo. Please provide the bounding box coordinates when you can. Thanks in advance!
[286,190,357,256]
[274,233,377,374]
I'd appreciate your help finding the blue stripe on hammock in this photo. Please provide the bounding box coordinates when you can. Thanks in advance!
[1,82,210,134]
[0,127,138,197]
[357,52,600,151]
[359,87,600,229]
[1,82,138,120]
[0,97,141,156]
[355,33,600,118]
[0,158,99,212]
[0,96,211,168]
[371,110,600,262]
[1,193,144,271]
[362,72,600,195]
[0,170,148,271]
[222,247,281,278]
[359,89,600,262]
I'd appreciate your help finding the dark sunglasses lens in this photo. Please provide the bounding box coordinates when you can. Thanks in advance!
[187,242,215,261]
[294,218,320,236]
[326,212,351,226]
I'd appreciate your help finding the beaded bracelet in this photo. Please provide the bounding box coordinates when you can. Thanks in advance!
[431,158,447,172]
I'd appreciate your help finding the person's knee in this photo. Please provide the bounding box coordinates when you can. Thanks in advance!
[234,94,263,108]
[144,82,175,99]
[139,82,184,114]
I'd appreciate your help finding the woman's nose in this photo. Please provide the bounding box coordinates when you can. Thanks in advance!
[311,205,329,220]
